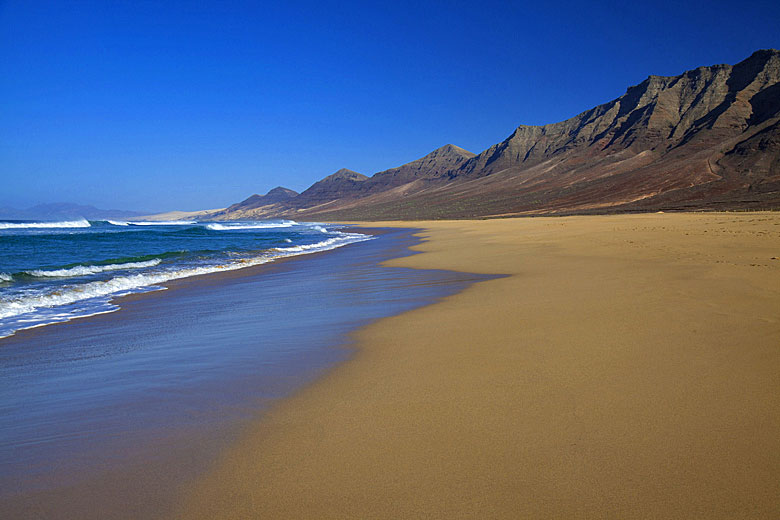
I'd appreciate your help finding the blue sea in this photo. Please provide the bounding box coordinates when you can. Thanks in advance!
[0,218,370,338]
[0,223,489,518]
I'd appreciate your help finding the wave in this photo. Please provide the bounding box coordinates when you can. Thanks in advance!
[0,219,91,229]
[0,273,12,282]
[0,232,372,327]
[116,220,197,226]
[273,232,366,254]
[206,221,296,230]
[25,259,162,278]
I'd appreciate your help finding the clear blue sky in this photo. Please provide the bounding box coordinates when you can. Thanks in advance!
[1,1,778,212]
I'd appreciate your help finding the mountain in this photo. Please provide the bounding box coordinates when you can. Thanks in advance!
[208,187,296,220]
[209,187,298,220]
[361,144,475,192]
[0,203,145,221]
[210,145,481,220]
[292,169,369,210]
[218,49,780,220]
[231,187,299,209]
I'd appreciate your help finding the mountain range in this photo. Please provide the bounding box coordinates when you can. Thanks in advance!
[215,49,780,220]
[0,203,144,221]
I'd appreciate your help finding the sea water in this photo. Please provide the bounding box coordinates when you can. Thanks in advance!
[0,226,488,518]
[0,219,370,338]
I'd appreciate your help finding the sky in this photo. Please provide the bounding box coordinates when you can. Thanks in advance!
[1,1,779,212]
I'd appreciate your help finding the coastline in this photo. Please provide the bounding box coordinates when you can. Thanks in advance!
[0,223,376,341]
[0,225,384,344]
[0,228,485,519]
[174,212,780,518]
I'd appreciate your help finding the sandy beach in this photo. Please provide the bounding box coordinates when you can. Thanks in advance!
[175,213,780,518]
[0,228,481,519]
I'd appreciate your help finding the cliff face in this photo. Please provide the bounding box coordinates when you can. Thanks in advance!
[219,49,780,220]
[458,49,780,178]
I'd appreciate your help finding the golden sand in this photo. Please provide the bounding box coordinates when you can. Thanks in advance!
[175,213,780,518]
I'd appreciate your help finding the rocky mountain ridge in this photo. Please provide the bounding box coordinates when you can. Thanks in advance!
[214,49,780,220]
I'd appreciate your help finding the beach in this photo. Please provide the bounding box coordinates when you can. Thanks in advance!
[174,213,780,518]
[0,228,483,519]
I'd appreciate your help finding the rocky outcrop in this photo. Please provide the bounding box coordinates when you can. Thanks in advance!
[456,49,780,180]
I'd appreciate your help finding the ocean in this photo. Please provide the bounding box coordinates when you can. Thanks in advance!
[0,222,486,518]
[0,218,370,338]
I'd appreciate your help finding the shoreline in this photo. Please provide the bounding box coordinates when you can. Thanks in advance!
[0,225,382,343]
[1,227,485,519]
[175,212,780,518]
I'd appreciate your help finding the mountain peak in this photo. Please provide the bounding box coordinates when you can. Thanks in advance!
[293,169,369,207]
[220,186,299,214]
[265,186,298,198]
[428,144,475,159]
[324,169,368,182]
[216,48,780,220]
[262,186,298,204]
[358,144,477,192]
[746,48,780,60]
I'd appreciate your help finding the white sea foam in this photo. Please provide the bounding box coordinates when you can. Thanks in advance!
[0,273,12,282]
[0,305,122,339]
[0,231,372,326]
[312,225,328,233]
[206,221,297,230]
[126,220,197,226]
[274,237,343,252]
[273,232,368,254]
[0,219,91,229]
[106,220,130,226]
[26,259,162,278]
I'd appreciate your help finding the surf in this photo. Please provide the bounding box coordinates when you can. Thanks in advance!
[205,221,297,230]
[0,219,91,229]
[25,259,163,278]
[0,223,372,338]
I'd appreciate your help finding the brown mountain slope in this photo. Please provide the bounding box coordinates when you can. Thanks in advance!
[219,49,780,220]
[229,187,298,211]
[362,144,475,191]
[291,168,369,211]
[210,187,298,220]
[213,146,478,220]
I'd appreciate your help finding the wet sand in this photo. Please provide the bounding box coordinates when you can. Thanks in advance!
[176,213,780,519]
[0,228,484,519]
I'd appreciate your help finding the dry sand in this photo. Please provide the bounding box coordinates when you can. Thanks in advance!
[174,213,780,519]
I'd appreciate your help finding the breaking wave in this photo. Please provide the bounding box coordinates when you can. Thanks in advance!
[26,259,162,278]
[206,221,297,230]
[109,220,197,226]
[0,219,91,229]
[0,230,371,337]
